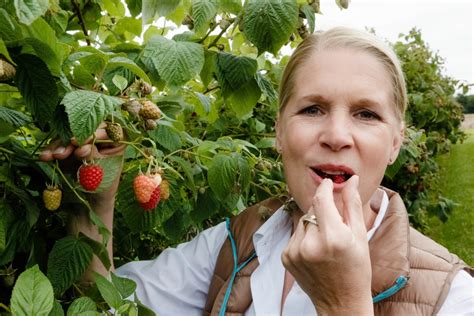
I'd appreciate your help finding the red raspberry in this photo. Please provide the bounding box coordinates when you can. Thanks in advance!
[78,164,104,191]
[133,174,158,203]
[139,186,161,211]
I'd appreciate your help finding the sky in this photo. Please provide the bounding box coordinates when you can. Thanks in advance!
[314,0,473,93]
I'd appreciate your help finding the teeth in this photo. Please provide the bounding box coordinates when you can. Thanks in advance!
[320,170,346,175]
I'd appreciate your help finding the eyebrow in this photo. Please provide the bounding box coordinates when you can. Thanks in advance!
[299,94,383,108]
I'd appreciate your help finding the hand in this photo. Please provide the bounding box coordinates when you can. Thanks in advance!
[281,176,373,315]
[39,123,127,201]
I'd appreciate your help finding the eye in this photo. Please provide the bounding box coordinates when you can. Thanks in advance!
[356,109,381,121]
[299,105,323,116]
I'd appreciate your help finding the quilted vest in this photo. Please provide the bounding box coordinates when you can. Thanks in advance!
[203,188,473,316]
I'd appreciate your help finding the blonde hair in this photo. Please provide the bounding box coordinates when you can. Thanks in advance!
[279,27,407,122]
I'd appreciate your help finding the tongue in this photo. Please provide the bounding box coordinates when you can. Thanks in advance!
[332,174,346,184]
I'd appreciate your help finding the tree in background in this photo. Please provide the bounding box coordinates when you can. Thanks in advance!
[456,94,474,113]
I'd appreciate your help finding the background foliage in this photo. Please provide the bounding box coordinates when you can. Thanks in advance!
[0,0,466,314]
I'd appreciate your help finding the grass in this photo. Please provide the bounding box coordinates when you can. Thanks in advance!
[425,129,474,266]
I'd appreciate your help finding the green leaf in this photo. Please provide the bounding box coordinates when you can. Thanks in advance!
[142,36,204,87]
[47,236,94,294]
[112,74,128,91]
[15,54,58,128]
[149,124,182,151]
[242,0,298,55]
[255,73,278,107]
[142,0,181,23]
[200,49,217,88]
[51,104,73,145]
[0,8,24,43]
[0,39,14,64]
[50,300,65,316]
[192,189,220,223]
[67,297,98,316]
[62,90,123,145]
[25,17,68,75]
[300,4,316,34]
[0,105,31,128]
[217,0,242,14]
[236,154,251,193]
[10,265,54,316]
[101,0,126,16]
[108,56,151,84]
[78,233,111,271]
[192,0,218,35]
[255,137,275,149]
[0,213,5,253]
[227,78,261,118]
[216,52,257,96]
[208,153,237,201]
[14,0,49,25]
[111,273,137,299]
[94,273,122,309]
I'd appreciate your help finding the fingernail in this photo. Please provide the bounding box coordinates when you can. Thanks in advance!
[53,147,65,154]
[41,149,51,155]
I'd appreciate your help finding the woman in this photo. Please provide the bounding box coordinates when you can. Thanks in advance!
[41,27,473,315]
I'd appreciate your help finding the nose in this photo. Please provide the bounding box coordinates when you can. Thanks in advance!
[319,113,354,151]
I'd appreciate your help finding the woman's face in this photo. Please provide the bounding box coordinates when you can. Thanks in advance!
[276,48,403,213]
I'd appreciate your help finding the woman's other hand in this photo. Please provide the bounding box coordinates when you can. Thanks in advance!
[282,175,373,315]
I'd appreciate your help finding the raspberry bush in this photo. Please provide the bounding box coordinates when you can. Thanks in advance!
[0,0,466,314]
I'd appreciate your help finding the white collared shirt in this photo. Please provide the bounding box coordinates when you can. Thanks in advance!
[116,191,474,315]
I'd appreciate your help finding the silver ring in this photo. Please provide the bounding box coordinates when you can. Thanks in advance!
[302,214,318,228]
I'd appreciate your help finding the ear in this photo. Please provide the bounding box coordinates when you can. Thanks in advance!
[275,115,283,153]
[389,122,405,164]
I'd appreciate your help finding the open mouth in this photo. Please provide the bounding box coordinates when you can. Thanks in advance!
[311,167,354,184]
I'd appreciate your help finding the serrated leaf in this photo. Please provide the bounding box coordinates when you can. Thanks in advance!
[101,0,126,16]
[300,4,316,33]
[200,49,217,87]
[0,106,31,127]
[236,154,251,193]
[15,54,58,128]
[192,189,220,223]
[0,214,5,253]
[47,236,93,294]
[208,153,237,201]
[255,137,275,149]
[149,124,182,152]
[62,90,123,145]
[142,36,204,87]
[94,273,122,309]
[112,74,128,91]
[111,273,137,299]
[227,78,261,118]
[217,0,242,14]
[50,300,65,316]
[216,52,257,96]
[162,209,187,241]
[0,39,14,64]
[192,0,218,35]
[25,17,68,75]
[142,0,181,23]
[243,0,298,55]
[50,104,73,145]
[168,155,195,190]
[108,56,151,84]
[67,297,97,316]
[14,0,49,25]
[0,8,24,43]
[10,265,54,316]
[255,73,278,107]
[78,233,111,271]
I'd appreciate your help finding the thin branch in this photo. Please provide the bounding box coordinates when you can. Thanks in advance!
[71,0,91,46]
